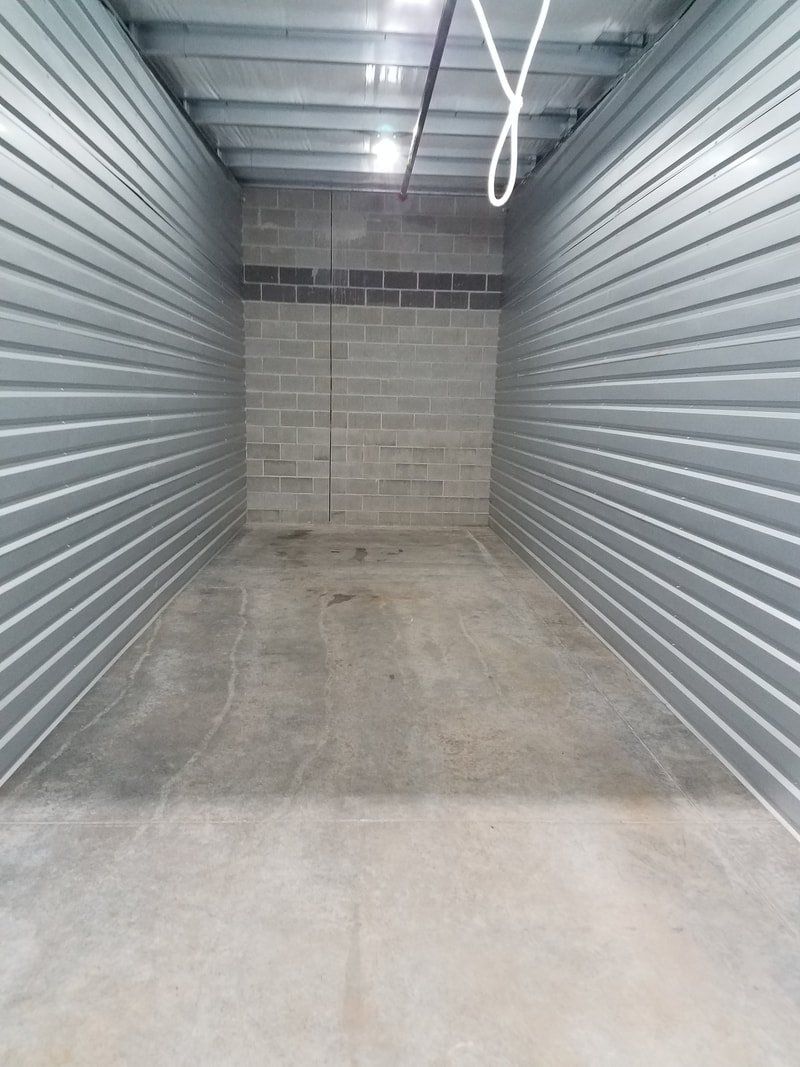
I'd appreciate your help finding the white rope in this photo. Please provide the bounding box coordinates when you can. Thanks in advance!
[468,0,551,207]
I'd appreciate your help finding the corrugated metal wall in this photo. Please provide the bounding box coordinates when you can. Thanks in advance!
[0,0,245,781]
[491,0,800,830]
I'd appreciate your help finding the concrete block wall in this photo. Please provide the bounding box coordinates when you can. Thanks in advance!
[243,187,502,526]
[243,188,332,525]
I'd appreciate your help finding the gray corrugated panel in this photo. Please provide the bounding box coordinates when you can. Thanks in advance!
[0,0,245,780]
[490,0,800,830]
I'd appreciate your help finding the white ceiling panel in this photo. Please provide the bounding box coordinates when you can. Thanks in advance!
[107,0,693,193]
[112,0,691,38]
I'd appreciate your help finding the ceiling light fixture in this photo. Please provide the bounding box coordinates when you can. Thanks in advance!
[373,136,401,172]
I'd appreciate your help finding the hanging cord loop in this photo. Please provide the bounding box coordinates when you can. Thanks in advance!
[468,0,551,207]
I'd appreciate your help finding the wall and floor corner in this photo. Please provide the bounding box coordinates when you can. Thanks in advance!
[243,189,502,527]
[491,0,800,831]
[0,0,245,782]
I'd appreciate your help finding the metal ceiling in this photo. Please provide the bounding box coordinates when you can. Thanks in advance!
[106,0,692,193]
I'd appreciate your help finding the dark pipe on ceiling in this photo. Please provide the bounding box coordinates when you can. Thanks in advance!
[399,0,458,200]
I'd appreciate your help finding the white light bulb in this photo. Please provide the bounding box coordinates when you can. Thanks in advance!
[373,136,400,172]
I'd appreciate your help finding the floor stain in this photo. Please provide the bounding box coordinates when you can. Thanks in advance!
[278,529,311,540]
[328,594,356,607]
[353,547,367,563]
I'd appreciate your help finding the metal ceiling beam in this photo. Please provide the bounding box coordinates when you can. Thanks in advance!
[188,101,569,141]
[134,22,632,77]
[233,170,486,192]
[221,149,507,179]
[213,129,539,156]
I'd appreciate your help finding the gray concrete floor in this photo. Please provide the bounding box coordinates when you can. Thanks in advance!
[1,527,798,1066]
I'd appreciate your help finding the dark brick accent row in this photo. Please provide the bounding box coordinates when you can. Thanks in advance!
[243,264,502,309]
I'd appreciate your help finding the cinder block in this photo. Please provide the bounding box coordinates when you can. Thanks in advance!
[396,463,428,478]
[347,412,381,429]
[347,377,381,395]
[280,477,314,493]
[259,320,297,340]
[411,480,444,497]
[413,414,448,431]
[247,410,280,427]
[381,413,415,430]
[249,444,281,460]
[397,397,431,414]
[296,322,329,342]
[420,234,455,253]
[379,479,411,495]
[366,396,398,413]
[281,411,316,427]
[365,326,400,343]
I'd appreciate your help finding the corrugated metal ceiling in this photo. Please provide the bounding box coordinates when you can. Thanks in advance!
[106,0,693,193]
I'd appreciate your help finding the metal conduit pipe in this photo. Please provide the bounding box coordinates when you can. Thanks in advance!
[399,0,458,200]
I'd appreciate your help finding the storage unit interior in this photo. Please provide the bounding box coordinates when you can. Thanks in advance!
[1,0,798,1063]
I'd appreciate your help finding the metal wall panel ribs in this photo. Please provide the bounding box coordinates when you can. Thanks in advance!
[491,0,800,830]
[0,0,245,780]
